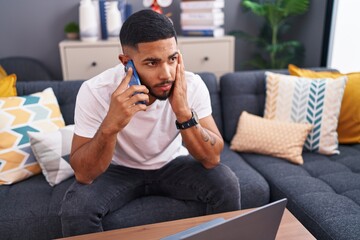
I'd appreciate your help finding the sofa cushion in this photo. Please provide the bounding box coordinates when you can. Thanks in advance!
[0,174,74,240]
[264,72,347,155]
[230,111,312,164]
[221,143,269,208]
[0,74,17,97]
[0,88,65,184]
[28,125,74,186]
[240,144,360,240]
[289,64,360,144]
[16,80,84,125]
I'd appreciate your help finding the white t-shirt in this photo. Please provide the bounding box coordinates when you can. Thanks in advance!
[74,64,212,170]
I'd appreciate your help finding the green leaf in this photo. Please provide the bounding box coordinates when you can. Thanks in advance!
[283,0,309,16]
[242,0,267,16]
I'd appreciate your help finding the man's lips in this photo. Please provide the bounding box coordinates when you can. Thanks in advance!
[156,83,173,91]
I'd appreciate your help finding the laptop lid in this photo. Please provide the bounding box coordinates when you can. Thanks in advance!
[180,198,287,240]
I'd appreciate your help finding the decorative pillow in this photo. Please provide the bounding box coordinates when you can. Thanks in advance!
[0,65,7,78]
[29,125,74,186]
[0,74,17,97]
[264,72,347,155]
[0,88,65,185]
[289,64,360,144]
[230,111,313,164]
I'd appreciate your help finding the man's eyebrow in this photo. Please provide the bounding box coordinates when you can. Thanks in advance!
[142,57,161,63]
[168,51,179,59]
[142,51,179,63]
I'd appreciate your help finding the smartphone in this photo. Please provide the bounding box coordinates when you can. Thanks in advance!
[125,60,145,104]
[125,60,141,87]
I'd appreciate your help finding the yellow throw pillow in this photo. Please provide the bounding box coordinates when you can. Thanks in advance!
[0,88,65,185]
[289,64,360,144]
[230,111,313,164]
[0,65,7,78]
[0,74,17,97]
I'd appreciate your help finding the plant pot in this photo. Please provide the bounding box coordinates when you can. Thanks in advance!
[66,32,79,40]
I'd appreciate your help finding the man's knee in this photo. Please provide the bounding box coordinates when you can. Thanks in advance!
[60,182,95,218]
[206,163,241,212]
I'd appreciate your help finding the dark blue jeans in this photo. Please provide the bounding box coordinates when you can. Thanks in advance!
[60,155,240,237]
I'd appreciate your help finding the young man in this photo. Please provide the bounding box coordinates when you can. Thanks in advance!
[60,9,240,236]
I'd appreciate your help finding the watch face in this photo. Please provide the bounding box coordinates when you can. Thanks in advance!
[157,0,173,7]
[143,0,154,7]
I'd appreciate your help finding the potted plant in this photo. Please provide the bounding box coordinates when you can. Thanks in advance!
[231,0,309,69]
[64,22,80,40]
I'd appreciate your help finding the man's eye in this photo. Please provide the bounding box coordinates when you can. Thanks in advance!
[147,62,157,66]
[170,56,177,62]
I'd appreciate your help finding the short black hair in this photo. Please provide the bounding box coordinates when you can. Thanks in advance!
[120,9,177,49]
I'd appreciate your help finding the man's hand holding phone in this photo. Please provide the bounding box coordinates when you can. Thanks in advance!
[102,63,149,134]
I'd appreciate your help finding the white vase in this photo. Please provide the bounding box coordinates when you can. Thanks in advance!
[79,0,98,42]
[106,1,122,41]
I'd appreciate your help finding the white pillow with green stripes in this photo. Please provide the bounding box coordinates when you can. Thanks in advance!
[264,72,347,155]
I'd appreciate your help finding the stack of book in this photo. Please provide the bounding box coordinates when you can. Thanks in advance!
[180,0,225,37]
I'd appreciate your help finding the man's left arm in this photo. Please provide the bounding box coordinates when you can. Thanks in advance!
[170,52,223,169]
[178,113,224,169]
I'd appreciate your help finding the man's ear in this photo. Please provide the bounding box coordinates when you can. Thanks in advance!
[119,54,130,65]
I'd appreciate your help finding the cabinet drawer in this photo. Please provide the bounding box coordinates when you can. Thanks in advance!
[179,41,231,75]
[64,46,120,80]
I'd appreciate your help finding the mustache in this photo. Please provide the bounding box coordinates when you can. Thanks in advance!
[154,80,175,87]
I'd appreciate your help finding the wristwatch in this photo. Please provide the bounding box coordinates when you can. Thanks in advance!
[175,109,199,130]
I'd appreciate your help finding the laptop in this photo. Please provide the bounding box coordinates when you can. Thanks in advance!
[162,198,287,240]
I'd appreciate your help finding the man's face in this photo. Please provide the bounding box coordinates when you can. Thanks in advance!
[124,37,179,103]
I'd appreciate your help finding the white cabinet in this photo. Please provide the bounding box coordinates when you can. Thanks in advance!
[178,36,235,79]
[59,40,122,80]
[59,36,234,81]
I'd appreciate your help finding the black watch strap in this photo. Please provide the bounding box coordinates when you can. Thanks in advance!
[175,109,199,130]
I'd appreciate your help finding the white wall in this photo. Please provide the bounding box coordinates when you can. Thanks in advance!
[327,0,360,72]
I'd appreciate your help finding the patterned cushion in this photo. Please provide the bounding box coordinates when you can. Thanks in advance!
[230,111,312,164]
[0,74,17,97]
[0,88,65,184]
[289,64,360,144]
[28,125,74,186]
[264,72,347,155]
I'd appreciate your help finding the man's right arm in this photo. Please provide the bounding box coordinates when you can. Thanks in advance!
[70,67,149,184]
[70,125,117,184]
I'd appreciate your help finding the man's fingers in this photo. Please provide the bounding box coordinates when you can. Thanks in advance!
[114,67,133,95]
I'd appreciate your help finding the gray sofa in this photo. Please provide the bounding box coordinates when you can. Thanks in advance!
[1,70,359,240]
[0,73,269,240]
[220,70,360,240]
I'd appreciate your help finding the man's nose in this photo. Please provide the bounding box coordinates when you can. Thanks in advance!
[159,63,172,80]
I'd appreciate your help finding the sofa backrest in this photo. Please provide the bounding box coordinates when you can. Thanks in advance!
[16,80,84,125]
[219,70,287,143]
[197,72,223,135]
[15,72,223,134]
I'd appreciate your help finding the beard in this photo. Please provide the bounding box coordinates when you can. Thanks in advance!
[145,80,174,101]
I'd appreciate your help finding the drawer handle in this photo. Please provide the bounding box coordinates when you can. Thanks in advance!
[203,56,209,61]
[91,62,97,67]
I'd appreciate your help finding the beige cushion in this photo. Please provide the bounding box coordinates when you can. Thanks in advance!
[230,111,313,164]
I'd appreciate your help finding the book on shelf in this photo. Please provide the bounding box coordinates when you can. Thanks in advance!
[181,8,223,13]
[182,27,224,37]
[180,11,224,20]
[181,18,224,27]
[180,0,224,10]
